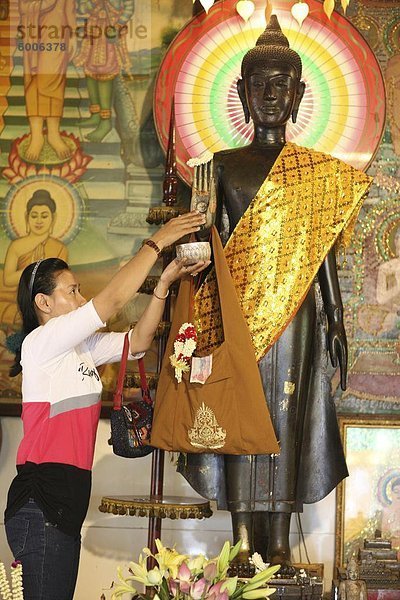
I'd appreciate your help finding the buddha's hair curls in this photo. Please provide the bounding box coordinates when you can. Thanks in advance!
[241,15,302,79]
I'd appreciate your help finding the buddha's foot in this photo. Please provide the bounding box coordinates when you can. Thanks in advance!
[47,133,73,160]
[80,113,101,128]
[86,119,112,142]
[269,549,296,577]
[228,553,255,578]
[25,133,45,162]
[278,564,297,577]
[270,557,296,578]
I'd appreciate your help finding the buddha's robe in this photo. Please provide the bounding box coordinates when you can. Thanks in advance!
[19,0,74,117]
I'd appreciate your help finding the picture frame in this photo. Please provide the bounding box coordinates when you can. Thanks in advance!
[335,416,400,569]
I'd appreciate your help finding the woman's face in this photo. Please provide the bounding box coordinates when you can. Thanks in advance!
[27,204,54,236]
[44,270,87,318]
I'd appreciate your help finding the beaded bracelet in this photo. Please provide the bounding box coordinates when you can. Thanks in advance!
[153,286,170,300]
[144,239,161,256]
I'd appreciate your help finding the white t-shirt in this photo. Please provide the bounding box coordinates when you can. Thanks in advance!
[17,300,144,470]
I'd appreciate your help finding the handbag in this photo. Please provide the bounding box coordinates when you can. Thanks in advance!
[150,226,280,455]
[109,333,154,458]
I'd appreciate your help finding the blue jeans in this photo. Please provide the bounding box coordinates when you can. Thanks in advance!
[5,499,81,600]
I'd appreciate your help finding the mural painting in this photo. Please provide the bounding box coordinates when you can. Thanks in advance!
[0,0,192,411]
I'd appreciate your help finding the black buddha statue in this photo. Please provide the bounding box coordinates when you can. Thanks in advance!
[179,14,371,572]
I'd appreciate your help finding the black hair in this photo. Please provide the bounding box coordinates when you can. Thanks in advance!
[26,189,56,215]
[9,258,69,377]
[391,477,400,489]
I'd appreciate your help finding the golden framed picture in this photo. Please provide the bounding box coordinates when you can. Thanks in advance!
[335,416,400,568]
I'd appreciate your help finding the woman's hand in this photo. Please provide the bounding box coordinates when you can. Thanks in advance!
[159,258,211,288]
[150,212,206,250]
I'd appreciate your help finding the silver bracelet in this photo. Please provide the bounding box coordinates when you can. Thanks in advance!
[153,286,169,300]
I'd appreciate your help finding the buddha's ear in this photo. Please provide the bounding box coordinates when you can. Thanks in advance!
[292,80,305,124]
[237,78,250,124]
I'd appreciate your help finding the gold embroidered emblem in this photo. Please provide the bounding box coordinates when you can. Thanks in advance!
[279,398,289,411]
[284,381,296,395]
[188,403,226,450]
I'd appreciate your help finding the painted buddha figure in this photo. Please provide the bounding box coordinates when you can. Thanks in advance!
[0,189,68,326]
[179,14,371,570]
[19,0,76,161]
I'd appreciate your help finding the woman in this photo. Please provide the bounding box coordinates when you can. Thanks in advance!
[0,189,68,326]
[4,210,207,600]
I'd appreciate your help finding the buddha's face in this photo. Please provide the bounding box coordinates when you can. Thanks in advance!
[27,204,54,236]
[242,61,303,127]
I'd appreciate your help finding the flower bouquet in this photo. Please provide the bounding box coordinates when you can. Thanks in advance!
[169,322,198,383]
[111,539,279,600]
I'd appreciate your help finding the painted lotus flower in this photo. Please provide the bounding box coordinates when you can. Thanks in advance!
[2,132,92,185]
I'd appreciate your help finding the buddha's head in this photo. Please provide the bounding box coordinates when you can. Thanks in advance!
[26,189,57,236]
[346,557,359,581]
[238,15,305,126]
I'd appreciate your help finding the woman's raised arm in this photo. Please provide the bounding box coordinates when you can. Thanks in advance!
[93,211,206,323]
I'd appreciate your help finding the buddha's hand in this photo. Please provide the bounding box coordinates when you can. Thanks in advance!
[150,211,206,250]
[160,257,211,286]
[326,309,348,391]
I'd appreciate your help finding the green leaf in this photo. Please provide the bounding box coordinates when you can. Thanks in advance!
[217,541,231,575]
[248,565,280,585]
[242,588,276,600]
[221,576,238,595]
[158,576,171,600]
[242,588,276,599]
[229,540,242,562]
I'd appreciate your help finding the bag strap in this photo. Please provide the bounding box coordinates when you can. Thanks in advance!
[160,225,256,364]
[209,225,252,344]
[138,356,152,405]
[113,333,130,410]
[113,333,152,410]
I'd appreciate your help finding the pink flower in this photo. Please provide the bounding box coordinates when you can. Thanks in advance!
[168,579,179,597]
[177,563,191,580]
[204,562,217,582]
[190,577,210,600]
[207,581,229,600]
[207,592,229,600]
[175,563,192,594]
